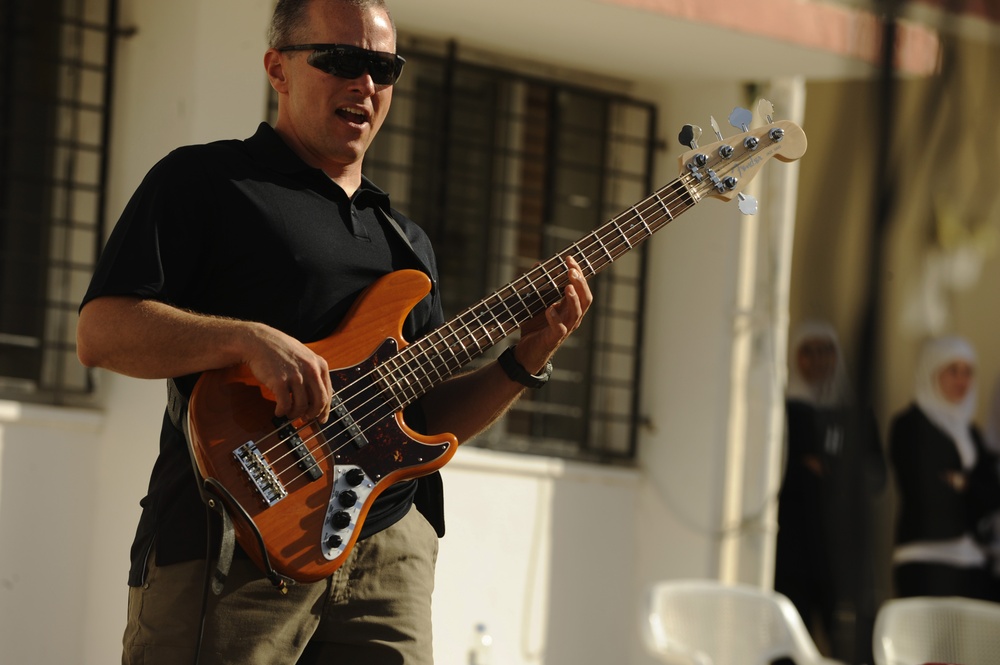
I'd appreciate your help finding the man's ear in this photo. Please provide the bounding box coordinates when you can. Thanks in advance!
[264,49,289,93]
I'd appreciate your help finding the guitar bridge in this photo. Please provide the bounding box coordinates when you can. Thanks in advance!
[234,441,287,507]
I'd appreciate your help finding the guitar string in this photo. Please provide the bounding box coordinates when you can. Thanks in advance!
[271,180,697,482]
[254,133,775,487]
[260,136,769,486]
[256,176,697,483]
[254,131,784,486]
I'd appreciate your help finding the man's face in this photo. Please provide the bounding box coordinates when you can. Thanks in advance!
[270,1,396,176]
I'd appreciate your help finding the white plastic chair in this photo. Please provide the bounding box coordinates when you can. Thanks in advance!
[872,596,1000,665]
[642,579,845,665]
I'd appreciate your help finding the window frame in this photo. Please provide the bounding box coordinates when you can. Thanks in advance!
[0,0,119,406]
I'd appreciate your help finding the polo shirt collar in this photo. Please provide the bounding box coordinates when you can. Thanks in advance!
[244,122,390,205]
[245,122,307,174]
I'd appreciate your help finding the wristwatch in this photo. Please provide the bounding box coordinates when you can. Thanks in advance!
[497,344,553,388]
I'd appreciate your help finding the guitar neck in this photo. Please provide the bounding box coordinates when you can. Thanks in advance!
[376,174,698,408]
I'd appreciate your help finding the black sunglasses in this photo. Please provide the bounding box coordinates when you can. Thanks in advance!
[278,43,405,86]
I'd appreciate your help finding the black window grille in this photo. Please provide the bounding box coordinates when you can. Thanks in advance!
[360,44,657,463]
[0,0,117,404]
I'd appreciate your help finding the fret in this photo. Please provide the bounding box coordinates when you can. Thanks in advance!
[475,303,497,347]
[489,296,519,337]
[412,358,435,395]
[443,321,469,357]
[564,241,586,276]
[378,374,404,410]
[594,229,615,267]
[395,368,416,402]
[573,243,597,278]
[426,328,450,356]
[485,295,514,338]
[496,285,524,324]
[678,174,700,207]
[613,219,633,250]
[376,356,405,409]
[397,331,447,399]
[633,205,653,237]
[510,276,537,323]
[455,316,485,357]
[524,272,546,310]
[654,189,674,224]
[624,218,643,248]
[422,353,445,383]
[537,262,561,300]
[384,377,411,407]
[449,329,471,364]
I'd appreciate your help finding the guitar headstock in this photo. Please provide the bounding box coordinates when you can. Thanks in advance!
[677,104,807,214]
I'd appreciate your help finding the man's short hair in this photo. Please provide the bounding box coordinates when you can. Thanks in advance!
[268,0,395,49]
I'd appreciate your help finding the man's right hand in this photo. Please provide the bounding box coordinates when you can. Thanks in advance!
[241,324,332,423]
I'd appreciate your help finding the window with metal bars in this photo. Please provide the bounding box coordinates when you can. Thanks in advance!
[0,0,116,404]
[359,45,657,463]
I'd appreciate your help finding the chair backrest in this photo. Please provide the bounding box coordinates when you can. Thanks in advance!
[873,596,1000,665]
[642,579,830,665]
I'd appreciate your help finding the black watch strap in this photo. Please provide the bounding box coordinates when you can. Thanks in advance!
[497,345,552,389]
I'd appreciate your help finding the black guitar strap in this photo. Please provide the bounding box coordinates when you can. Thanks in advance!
[376,207,435,284]
[376,206,416,254]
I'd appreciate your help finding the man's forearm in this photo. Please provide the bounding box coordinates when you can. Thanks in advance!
[77,296,251,378]
[420,360,526,444]
[78,295,334,422]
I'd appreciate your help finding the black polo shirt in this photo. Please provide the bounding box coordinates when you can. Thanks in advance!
[82,123,446,585]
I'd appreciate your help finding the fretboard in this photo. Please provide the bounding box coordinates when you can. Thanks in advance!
[377,174,699,408]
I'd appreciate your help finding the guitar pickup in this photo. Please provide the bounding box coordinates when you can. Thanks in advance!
[273,417,324,481]
[329,394,370,449]
[234,441,287,506]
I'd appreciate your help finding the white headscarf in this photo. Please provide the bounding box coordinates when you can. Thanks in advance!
[913,335,978,469]
[786,320,851,408]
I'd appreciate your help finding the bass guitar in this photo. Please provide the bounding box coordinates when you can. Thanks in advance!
[186,108,807,584]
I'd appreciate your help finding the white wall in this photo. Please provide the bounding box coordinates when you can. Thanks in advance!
[434,449,641,665]
[0,2,801,664]
[0,403,103,665]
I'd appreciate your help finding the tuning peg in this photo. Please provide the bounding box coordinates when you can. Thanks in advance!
[709,116,724,141]
[757,99,775,124]
[737,193,758,216]
[678,124,702,149]
[728,107,753,132]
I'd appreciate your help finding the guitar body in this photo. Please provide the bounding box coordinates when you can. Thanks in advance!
[187,269,458,583]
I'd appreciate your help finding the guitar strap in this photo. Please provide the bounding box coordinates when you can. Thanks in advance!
[376,207,434,282]
[167,378,237,595]
[376,206,414,253]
